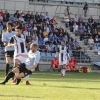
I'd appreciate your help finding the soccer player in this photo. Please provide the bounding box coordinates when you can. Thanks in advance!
[56,41,70,78]
[2,22,15,76]
[8,25,31,85]
[0,43,40,85]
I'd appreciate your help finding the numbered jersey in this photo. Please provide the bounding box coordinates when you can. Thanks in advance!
[10,34,27,55]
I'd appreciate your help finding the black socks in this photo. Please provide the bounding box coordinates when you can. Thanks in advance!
[6,64,10,76]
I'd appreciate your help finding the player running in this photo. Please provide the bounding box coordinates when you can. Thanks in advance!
[8,25,31,85]
[0,43,40,85]
[2,22,15,76]
[56,41,70,78]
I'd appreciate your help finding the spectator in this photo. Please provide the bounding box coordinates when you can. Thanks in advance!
[5,10,9,19]
[3,14,9,23]
[53,45,59,53]
[48,33,54,44]
[68,39,74,50]
[30,12,34,20]
[78,15,83,23]
[0,14,3,21]
[73,22,78,34]
[43,29,48,37]
[88,16,94,26]
[64,6,70,16]
[78,23,85,41]
[58,33,63,43]
[63,34,68,44]
[0,36,4,47]
[0,10,4,18]
[69,18,74,32]
[93,20,97,29]
[88,36,94,50]
[94,35,99,49]
[74,39,81,50]
[14,10,20,21]
[25,11,31,22]
[31,33,38,44]
[64,14,70,28]
[20,11,25,18]
[74,14,78,24]
[19,15,24,23]
[83,32,88,45]
[53,34,59,45]
[44,35,49,44]
[44,12,50,20]
[83,2,88,17]
[35,12,40,23]
[38,34,45,49]
[98,16,100,25]
[50,17,58,27]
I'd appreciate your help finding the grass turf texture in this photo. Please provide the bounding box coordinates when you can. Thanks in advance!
[0,71,100,100]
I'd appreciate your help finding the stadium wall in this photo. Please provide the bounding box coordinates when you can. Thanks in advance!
[0,0,99,19]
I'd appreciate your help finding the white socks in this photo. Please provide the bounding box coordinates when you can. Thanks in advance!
[25,75,29,81]
[61,69,66,76]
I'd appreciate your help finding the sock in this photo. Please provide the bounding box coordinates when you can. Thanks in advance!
[25,75,29,81]
[62,69,66,76]
[6,64,10,76]
[61,69,63,75]
[3,72,15,84]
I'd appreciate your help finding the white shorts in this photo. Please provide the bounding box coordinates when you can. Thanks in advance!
[14,55,27,63]
[59,59,69,66]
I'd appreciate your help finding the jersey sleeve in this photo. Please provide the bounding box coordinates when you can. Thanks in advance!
[9,36,14,44]
[2,34,7,42]
[34,52,40,64]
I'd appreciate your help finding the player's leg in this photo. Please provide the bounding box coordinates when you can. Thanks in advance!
[5,51,11,76]
[15,70,32,85]
[0,67,20,85]
[62,64,66,77]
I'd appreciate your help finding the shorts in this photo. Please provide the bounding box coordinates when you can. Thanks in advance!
[59,59,69,66]
[5,51,14,58]
[14,55,27,63]
[17,63,32,77]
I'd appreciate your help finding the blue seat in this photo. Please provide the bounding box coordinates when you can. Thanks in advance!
[51,53,56,57]
[41,52,46,57]
[98,46,100,51]
[47,53,52,57]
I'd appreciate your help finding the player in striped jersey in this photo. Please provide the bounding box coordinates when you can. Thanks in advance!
[56,41,70,78]
[8,25,31,85]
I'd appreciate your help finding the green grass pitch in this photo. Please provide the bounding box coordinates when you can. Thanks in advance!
[0,71,100,100]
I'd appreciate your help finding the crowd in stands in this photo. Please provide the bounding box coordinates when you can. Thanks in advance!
[64,13,100,50]
[0,9,84,55]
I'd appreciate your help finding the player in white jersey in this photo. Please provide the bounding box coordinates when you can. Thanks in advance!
[0,43,40,85]
[56,41,70,78]
[2,22,15,76]
[8,25,31,85]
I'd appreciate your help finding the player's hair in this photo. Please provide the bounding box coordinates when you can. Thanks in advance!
[6,22,13,27]
[15,25,22,30]
[31,43,38,48]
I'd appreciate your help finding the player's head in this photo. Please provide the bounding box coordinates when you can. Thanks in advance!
[15,25,22,36]
[30,43,38,52]
[6,22,13,32]
[61,41,65,46]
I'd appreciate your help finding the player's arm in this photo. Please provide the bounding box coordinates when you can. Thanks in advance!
[2,34,8,46]
[16,54,28,58]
